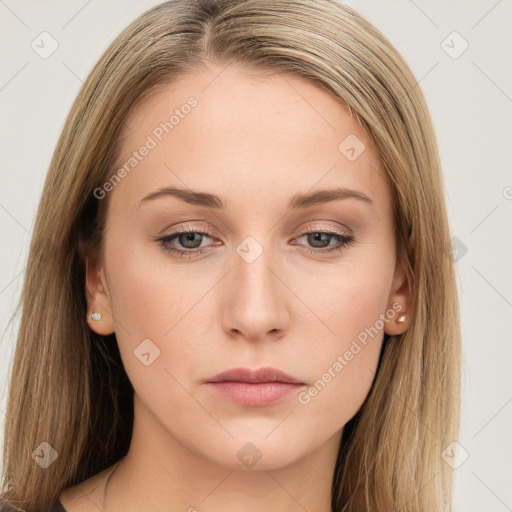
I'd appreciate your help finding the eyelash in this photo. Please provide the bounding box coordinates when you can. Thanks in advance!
[156,226,356,259]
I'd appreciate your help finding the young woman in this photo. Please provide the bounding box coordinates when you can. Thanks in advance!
[0,1,461,510]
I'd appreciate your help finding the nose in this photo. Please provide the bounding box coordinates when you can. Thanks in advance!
[220,238,290,343]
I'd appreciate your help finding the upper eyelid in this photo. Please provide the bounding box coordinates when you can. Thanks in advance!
[161,219,351,235]
[161,225,350,239]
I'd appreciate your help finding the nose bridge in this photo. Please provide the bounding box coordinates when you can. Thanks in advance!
[221,232,289,340]
[235,234,275,295]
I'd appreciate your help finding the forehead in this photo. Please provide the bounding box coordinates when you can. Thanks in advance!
[109,64,390,213]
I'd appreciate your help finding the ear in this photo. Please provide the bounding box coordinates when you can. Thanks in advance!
[384,253,414,336]
[82,242,116,336]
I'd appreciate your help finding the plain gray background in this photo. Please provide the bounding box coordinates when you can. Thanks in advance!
[1,1,511,510]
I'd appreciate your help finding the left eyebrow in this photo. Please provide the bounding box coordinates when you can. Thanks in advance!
[136,186,375,209]
[288,187,375,209]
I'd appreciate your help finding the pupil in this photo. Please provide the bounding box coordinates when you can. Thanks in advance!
[310,232,329,247]
[180,232,201,248]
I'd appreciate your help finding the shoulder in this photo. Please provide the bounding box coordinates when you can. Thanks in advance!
[58,466,112,512]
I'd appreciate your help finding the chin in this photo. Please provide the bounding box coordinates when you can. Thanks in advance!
[193,427,322,471]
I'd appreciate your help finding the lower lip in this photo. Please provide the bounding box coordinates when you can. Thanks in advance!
[205,381,304,406]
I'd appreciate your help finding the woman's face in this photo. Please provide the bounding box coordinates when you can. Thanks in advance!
[86,63,410,471]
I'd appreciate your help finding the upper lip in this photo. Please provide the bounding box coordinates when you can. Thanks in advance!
[205,366,305,384]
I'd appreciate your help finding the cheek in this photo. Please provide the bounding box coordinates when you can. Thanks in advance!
[104,247,211,430]
[105,229,208,337]
[102,230,203,367]
[290,250,394,420]
[292,301,385,433]
[291,237,394,345]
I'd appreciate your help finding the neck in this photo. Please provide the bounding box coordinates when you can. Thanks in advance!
[104,394,340,512]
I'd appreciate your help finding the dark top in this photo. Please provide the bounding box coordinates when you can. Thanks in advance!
[0,500,66,512]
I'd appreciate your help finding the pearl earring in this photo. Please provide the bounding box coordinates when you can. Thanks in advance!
[396,314,406,323]
[88,312,102,321]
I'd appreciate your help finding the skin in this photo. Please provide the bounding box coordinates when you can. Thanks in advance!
[60,62,411,512]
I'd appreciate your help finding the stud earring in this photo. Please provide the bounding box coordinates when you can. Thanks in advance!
[396,314,406,323]
[88,312,102,321]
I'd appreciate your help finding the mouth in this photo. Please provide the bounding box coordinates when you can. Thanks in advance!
[204,366,306,407]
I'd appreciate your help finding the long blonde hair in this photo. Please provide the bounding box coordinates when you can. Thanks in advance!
[0,1,460,510]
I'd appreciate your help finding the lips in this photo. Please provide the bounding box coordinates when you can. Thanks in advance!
[204,367,306,407]
[205,366,305,385]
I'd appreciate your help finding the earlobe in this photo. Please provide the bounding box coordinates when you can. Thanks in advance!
[84,248,116,335]
[86,308,115,335]
[384,311,409,336]
[384,257,414,336]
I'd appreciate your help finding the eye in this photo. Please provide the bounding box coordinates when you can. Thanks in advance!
[156,226,356,258]
[292,229,356,255]
[157,227,215,258]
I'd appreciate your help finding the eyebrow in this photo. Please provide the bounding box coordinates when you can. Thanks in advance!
[137,186,374,209]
